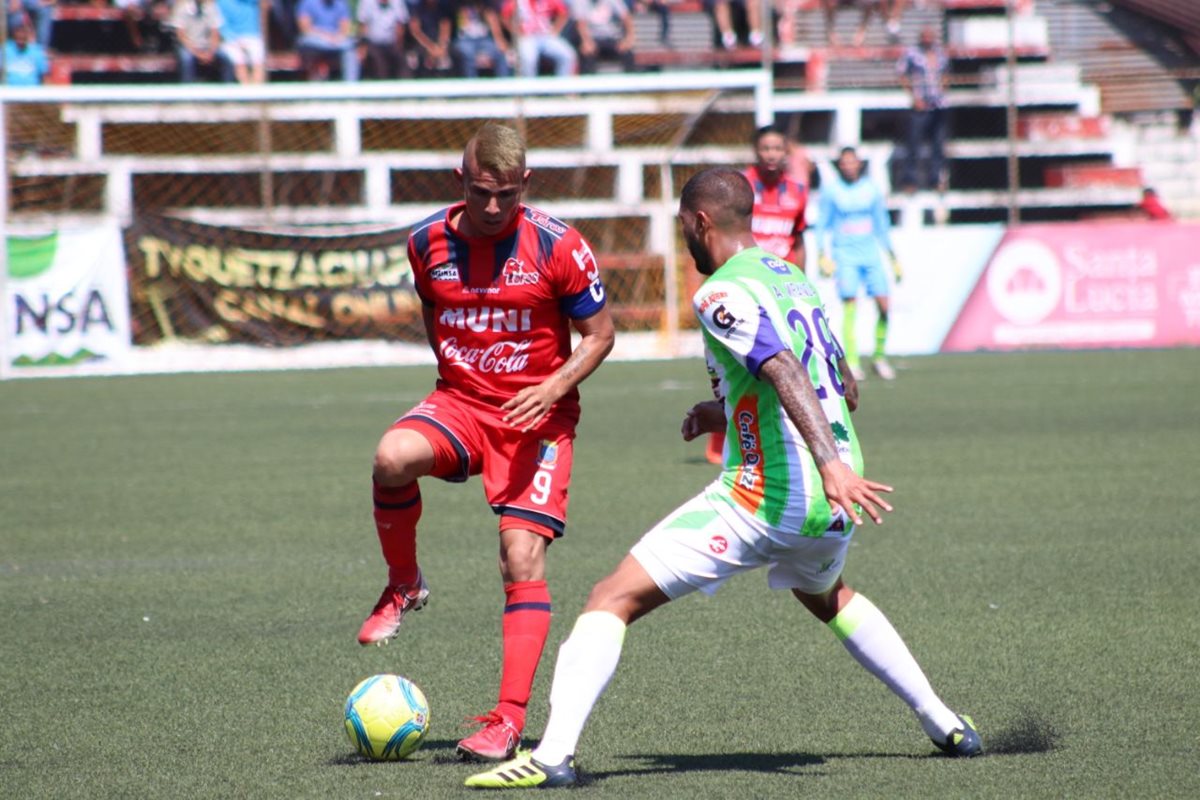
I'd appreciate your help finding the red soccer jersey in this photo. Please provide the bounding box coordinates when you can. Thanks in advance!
[407,202,606,424]
[743,165,809,260]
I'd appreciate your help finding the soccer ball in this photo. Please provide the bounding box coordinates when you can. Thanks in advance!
[343,674,430,760]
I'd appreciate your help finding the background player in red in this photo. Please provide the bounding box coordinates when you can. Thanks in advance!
[706,123,812,465]
[744,124,810,271]
[357,122,616,761]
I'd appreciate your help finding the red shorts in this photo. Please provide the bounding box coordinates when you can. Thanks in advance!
[391,389,576,539]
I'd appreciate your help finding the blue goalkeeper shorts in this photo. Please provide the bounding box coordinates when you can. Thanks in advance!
[836,257,889,300]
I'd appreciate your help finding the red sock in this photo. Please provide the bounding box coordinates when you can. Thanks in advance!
[495,580,552,731]
[372,481,421,586]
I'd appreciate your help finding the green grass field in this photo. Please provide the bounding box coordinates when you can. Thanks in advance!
[3,349,1199,799]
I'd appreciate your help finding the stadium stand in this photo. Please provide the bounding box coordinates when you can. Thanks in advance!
[11,0,1200,226]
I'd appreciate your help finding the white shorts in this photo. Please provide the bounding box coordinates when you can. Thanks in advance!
[221,36,266,67]
[630,489,854,599]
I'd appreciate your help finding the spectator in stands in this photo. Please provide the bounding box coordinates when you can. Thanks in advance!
[821,0,898,47]
[501,0,576,77]
[451,0,512,78]
[271,0,300,48]
[408,0,453,77]
[776,0,799,45]
[896,25,948,192]
[357,0,409,78]
[570,0,636,74]
[218,0,267,82]
[169,0,230,82]
[705,0,761,51]
[117,0,172,52]
[8,0,55,49]
[4,20,49,85]
[1140,187,1173,221]
[296,0,360,80]
[633,0,669,46]
[885,0,904,41]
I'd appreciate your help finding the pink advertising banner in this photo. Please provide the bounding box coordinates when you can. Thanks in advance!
[941,222,1200,351]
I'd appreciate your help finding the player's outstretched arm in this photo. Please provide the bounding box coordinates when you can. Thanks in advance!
[502,307,616,431]
[758,350,892,524]
[681,400,726,441]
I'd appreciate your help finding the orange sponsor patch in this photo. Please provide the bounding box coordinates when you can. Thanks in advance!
[730,395,764,516]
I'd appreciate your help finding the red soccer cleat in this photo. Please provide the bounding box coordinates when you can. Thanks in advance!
[356,573,430,646]
[456,711,522,761]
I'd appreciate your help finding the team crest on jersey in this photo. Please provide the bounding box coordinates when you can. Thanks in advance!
[503,258,540,286]
[430,263,460,281]
[761,256,792,275]
[536,439,559,468]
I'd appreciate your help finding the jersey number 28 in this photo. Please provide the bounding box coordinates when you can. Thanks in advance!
[786,307,845,399]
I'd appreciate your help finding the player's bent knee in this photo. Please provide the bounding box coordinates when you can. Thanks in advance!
[792,580,853,623]
[498,529,549,582]
[582,557,669,624]
[373,428,436,484]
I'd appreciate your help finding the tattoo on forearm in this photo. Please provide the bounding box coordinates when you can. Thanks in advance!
[557,341,590,385]
[766,356,839,467]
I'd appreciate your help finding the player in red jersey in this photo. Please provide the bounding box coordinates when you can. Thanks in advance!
[357,122,616,762]
[744,124,809,271]
[706,123,812,465]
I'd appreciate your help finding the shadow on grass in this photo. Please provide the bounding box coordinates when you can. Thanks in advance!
[583,718,1060,785]
[582,751,830,785]
[681,455,718,466]
[327,738,464,767]
[985,712,1060,755]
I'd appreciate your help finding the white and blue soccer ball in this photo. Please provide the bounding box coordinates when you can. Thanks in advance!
[343,674,430,760]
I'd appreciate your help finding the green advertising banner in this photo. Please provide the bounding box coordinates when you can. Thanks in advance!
[6,223,133,372]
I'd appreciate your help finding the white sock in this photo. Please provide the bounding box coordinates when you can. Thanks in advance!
[532,611,627,764]
[828,593,961,741]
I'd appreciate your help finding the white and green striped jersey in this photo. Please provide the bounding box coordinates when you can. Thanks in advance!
[693,247,863,538]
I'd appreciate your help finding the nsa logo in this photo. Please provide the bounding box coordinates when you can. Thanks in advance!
[429,264,460,281]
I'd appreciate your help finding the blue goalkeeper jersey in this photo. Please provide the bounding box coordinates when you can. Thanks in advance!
[816,174,893,268]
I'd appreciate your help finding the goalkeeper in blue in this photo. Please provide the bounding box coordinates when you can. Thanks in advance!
[465,167,981,790]
[815,146,902,381]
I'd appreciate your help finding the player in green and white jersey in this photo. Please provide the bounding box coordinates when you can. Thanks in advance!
[696,239,863,540]
[465,167,980,791]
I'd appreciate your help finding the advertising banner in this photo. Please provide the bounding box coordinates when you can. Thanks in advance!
[942,223,1200,351]
[124,216,423,346]
[810,225,1004,357]
[6,223,132,374]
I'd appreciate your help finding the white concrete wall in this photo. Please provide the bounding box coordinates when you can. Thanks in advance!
[1120,115,1200,220]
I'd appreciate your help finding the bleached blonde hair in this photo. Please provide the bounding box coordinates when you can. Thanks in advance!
[465,123,527,176]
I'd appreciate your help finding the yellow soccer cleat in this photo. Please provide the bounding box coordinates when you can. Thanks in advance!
[932,714,983,758]
[464,751,578,789]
